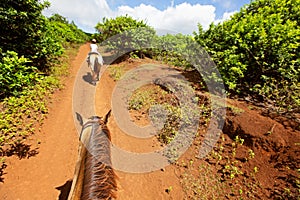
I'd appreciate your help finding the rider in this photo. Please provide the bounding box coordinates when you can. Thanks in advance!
[87,39,104,84]
[87,38,103,64]
[90,38,99,54]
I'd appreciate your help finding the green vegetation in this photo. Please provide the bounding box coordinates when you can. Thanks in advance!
[95,0,300,113]
[128,84,181,144]
[0,51,38,98]
[108,65,126,81]
[0,51,60,155]
[95,15,153,42]
[151,34,195,70]
[180,135,261,199]
[48,14,89,45]
[0,47,78,157]
[128,85,163,111]
[95,0,299,113]
[194,0,300,112]
[0,0,88,157]
[0,0,53,70]
[0,1,88,99]
[95,15,156,60]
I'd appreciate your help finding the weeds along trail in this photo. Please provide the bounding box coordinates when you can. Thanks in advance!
[0,44,90,200]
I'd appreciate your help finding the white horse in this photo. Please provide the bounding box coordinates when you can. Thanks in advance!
[87,53,103,85]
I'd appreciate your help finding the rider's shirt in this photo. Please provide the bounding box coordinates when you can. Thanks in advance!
[90,43,98,53]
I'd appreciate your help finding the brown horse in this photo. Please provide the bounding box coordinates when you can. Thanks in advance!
[68,110,117,200]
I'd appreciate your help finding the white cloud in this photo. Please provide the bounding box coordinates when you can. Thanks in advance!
[43,0,219,35]
[117,3,215,35]
[215,11,237,24]
[43,0,112,32]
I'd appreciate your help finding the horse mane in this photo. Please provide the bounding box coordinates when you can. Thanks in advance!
[81,110,117,200]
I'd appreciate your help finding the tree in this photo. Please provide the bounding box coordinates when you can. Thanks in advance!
[0,0,61,70]
[194,0,300,111]
[94,15,156,61]
[47,13,89,44]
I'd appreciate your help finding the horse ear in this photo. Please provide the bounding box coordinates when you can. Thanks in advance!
[103,110,112,124]
[76,112,84,126]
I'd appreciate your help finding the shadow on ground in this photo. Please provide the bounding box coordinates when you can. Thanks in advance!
[56,179,73,200]
[82,72,94,85]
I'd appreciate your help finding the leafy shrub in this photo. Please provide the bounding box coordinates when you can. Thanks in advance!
[96,15,152,42]
[194,0,300,111]
[0,1,88,73]
[0,1,88,162]
[0,51,38,98]
[151,34,195,69]
[48,14,89,44]
[0,0,58,70]
[95,15,156,61]
[0,46,74,156]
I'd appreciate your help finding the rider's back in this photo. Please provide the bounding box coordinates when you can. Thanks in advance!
[90,43,98,53]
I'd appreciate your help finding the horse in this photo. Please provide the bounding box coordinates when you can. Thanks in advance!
[87,52,103,85]
[68,110,117,200]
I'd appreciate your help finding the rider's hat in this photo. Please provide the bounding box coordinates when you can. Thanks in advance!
[92,39,96,43]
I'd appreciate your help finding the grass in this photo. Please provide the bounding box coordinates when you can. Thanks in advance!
[128,83,183,144]
[177,131,263,199]
[180,162,228,200]
[128,84,165,111]
[108,65,126,81]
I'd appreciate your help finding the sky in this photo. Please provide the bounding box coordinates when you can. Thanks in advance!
[43,0,252,35]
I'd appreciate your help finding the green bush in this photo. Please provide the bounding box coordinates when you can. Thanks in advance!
[0,47,72,156]
[0,1,88,73]
[96,15,152,41]
[0,51,39,98]
[48,14,89,44]
[0,74,60,154]
[151,34,196,69]
[95,15,156,60]
[0,2,88,98]
[194,0,300,111]
[0,0,57,70]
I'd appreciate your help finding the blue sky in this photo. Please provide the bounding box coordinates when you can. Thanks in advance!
[43,0,251,35]
[108,0,251,18]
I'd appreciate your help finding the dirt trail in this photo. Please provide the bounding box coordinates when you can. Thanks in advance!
[0,44,183,199]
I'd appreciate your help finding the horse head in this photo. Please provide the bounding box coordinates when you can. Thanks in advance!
[75,110,111,142]
[71,110,117,200]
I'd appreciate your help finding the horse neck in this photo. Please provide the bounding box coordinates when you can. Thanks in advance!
[81,121,117,200]
[88,123,112,166]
